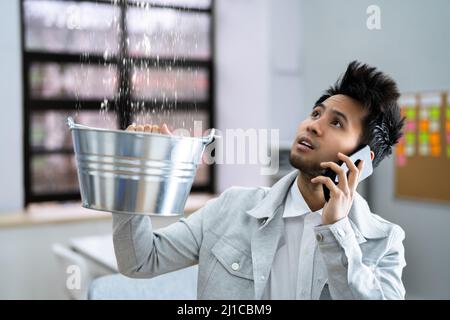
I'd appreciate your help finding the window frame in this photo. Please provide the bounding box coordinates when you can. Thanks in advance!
[21,0,216,205]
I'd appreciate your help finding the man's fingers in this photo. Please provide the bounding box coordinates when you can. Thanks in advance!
[161,123,172,135]
[337,152,360,191]
[320,161,349,193]
[350,159,364,192]
[311,176,340,197]
[125,123,172,135]
[151,125,160,133]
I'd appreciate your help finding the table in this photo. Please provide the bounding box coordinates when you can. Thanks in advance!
[70,234,117,273]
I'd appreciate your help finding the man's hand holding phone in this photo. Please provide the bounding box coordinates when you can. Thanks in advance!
[311,152,365,225]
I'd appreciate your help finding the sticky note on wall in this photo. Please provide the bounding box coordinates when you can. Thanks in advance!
[447,94,450,157]
[420,93,442,157]
[398,94,417,164]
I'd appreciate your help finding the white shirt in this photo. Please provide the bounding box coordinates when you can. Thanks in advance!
[262,176,328,299]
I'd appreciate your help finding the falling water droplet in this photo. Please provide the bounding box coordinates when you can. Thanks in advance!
[100,98,109,115]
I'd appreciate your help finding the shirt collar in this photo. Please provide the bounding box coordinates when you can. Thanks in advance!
[283,175,322,218]
[246,169,388,240]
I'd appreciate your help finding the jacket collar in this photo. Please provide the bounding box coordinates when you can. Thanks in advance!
[246,169,388,240]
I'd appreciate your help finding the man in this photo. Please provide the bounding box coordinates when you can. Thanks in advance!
[113,61,406,299]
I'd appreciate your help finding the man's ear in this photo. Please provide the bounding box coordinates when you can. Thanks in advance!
[370,151,374,161]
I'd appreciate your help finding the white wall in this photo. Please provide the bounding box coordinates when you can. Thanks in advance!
[215,0,305,191]
[269,0,304,143]
[0,0,23,212]
[300,0,450,299]
[215,0,272,191]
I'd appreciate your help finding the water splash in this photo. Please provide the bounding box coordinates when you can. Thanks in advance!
[100,98,109,113]
[74,0,206,132]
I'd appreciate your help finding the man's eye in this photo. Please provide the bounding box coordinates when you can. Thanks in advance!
[331,120,342,128]
[311,110,320,118]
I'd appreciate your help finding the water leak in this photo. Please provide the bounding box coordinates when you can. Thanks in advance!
[73,0,205,134]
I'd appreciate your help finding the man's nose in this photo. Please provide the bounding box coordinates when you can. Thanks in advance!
[307,119,323,136]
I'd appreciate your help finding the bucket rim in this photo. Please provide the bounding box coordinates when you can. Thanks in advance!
[66,117,217,145]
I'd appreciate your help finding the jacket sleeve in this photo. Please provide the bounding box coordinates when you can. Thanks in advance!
[112,192,227,279]
[314,217,406,300]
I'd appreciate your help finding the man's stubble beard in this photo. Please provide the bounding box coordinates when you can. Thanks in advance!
[289,150,325,178]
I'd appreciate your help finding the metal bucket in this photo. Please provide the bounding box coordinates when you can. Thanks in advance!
[66,117,215,216]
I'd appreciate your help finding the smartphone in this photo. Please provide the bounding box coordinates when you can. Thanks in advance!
[322,145,373,202]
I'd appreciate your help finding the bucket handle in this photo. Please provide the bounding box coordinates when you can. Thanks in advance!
[202,128,217,145]
[66,117,91,130]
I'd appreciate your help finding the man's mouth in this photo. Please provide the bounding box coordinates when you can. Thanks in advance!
[297,137,315,150]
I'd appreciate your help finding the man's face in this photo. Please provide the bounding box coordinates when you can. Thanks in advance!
[289,94,367,177]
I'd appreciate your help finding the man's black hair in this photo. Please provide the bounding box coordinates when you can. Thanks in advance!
[315,60,405,168]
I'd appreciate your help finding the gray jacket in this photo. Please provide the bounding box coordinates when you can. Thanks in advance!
[112,170,406,299]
